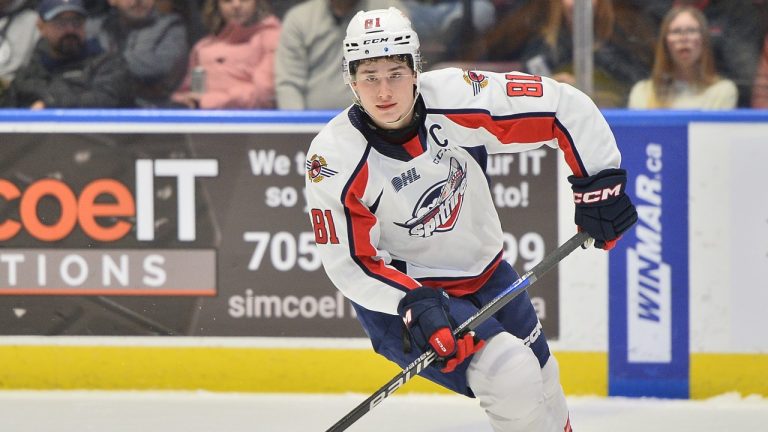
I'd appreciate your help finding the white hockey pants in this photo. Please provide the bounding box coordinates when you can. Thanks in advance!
[467,332,569,432]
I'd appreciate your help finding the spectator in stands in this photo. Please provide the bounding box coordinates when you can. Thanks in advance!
[0,0,133,108]
[401,0,496,63]
[87,0,189,107]
[628,0,761,107]
[628,6,736,109]
[511,0,655,107]
[0,0,40,95]
[171,0,280,109]
[753,34,768,108]
[275,0,403,110]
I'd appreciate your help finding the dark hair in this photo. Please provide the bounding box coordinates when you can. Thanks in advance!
[349,54,414,78]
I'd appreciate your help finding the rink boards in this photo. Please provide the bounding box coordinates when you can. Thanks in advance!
[0,109,766,399]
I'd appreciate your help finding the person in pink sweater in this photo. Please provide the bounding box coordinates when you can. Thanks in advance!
[172,0,280,109]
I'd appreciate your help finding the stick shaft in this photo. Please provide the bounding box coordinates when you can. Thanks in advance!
[325,231,590,432]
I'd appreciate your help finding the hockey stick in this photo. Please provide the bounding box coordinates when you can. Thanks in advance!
[325,230,591,432]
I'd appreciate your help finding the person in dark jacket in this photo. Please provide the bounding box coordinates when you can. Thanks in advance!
[0,0,133,108]
[87,0,189,107]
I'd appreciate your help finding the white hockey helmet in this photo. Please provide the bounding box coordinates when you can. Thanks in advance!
[342,7,421,85]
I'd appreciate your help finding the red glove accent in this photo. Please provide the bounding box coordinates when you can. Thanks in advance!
[439,332,486,373]
[428,327,456,357]
[602,236,619,251]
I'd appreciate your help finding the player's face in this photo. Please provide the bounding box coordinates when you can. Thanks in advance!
[352,58,417,130]
[665,11,703,71]
[218,0,258,27]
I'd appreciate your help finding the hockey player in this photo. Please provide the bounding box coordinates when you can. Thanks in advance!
[305,7,637,432]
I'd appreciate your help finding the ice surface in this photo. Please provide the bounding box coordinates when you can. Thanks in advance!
[0,390,765,432]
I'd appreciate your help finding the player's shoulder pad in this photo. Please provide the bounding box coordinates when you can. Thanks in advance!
[419,67,510,110]
[305,107,369,185]
[418,68,467,100]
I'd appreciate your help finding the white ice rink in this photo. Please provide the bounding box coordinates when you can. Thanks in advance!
[0,390,766,432]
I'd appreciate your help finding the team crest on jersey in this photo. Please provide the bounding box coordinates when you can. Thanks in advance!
[463,71,489,96]
[395,157,467,238]
[306,154,338,183]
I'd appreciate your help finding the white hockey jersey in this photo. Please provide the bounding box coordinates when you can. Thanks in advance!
[305,68,621,316]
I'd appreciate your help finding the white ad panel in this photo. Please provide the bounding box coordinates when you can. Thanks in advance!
[689,123,768,353]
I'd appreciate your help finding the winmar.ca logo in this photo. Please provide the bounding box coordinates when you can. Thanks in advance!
[395,157,467,238]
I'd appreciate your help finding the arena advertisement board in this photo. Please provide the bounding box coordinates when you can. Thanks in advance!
[0,122,559,338]
[608,123,689,398]
[688,122,768,354]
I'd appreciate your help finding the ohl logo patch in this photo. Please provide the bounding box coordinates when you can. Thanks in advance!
[306,154,338,183]
[463,71,489,96]
[395,158,467,238]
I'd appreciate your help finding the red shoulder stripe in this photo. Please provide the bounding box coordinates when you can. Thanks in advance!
[445,112,585,177]
[345,163,420,290]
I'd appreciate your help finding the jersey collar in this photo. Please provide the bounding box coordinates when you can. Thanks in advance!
[348,97,428,162]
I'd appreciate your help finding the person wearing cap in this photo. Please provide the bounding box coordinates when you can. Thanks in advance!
[87,0,189,107]
[305,7,637,432]
[0,0,133,107]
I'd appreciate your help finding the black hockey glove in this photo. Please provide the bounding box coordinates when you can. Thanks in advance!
[397,287,484,373]
[568,168,638,250]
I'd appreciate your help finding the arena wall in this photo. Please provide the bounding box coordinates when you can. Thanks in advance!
[0,109,765,399]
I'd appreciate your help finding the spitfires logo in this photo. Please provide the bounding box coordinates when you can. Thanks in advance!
[395,157,467,238]
[463,71,489,96]
[306,154,338,183]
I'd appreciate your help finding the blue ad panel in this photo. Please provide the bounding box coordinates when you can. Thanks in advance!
[608,123,689,398]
